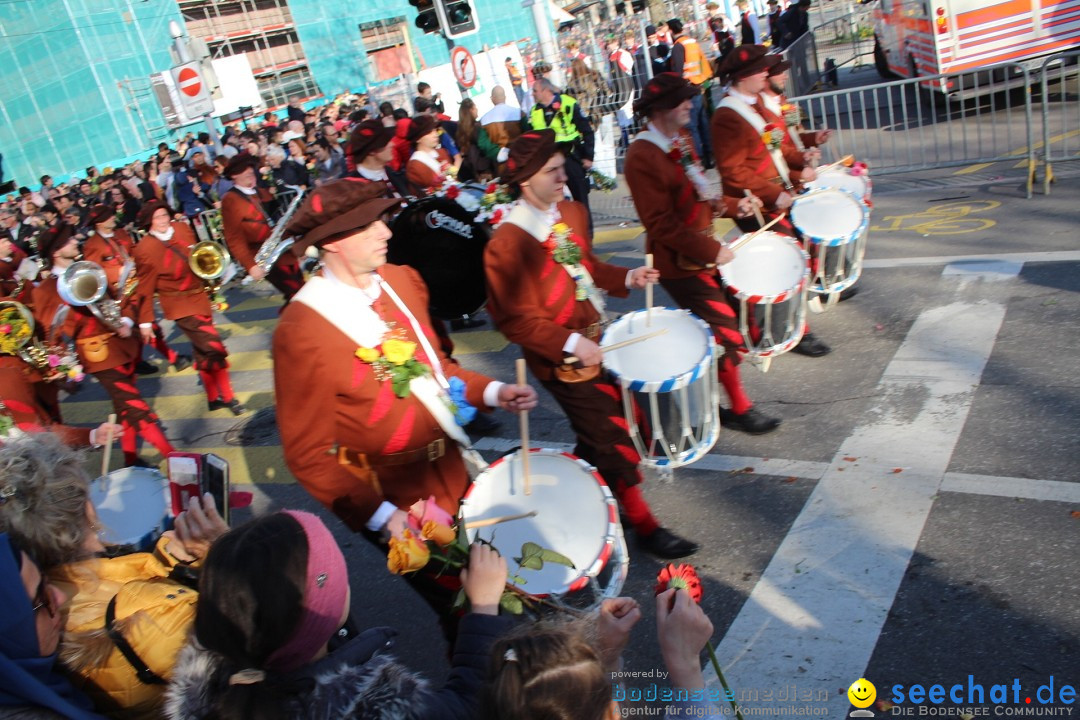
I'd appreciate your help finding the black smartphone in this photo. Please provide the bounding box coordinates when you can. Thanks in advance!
[201,453,230,525]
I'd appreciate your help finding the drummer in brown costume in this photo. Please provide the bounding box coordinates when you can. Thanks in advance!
[32,224,174,464]
[710,45,832,357]
[220,154,305,304]
[625,73,781,435]
[82,203,188,372]
[483,130,699,559]
[132,201,247,415]
[272,180,536,621]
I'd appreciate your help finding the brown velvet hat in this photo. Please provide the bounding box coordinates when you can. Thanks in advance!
[135,199,171,231]
[503,129,558,187]
[349,120,396,161]
[38,223,74,262]
[768,58,793,76]
[285,179,401,255]
[405,114,438,145]
[717,44,780,82]
[223,153,260,179]
[633,72,701,116]
[85,203,115,227]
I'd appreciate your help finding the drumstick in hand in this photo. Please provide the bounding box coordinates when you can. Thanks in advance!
[816,154,856,175]
[728,213,788,252]
[745,189,766,228]
[563,327,668,364]
[516,358,531,496]
[100,412,117,480]
[645,253,654,328]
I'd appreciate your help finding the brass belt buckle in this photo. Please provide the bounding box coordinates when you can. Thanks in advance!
[428,437,445,462]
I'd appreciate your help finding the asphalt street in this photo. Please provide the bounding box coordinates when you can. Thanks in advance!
[66,162,1080,716]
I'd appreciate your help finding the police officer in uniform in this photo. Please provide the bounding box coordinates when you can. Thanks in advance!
[527,77,595,231]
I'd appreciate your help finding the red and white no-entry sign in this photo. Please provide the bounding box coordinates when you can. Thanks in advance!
[177,66,202,97]
[170,61,214,117]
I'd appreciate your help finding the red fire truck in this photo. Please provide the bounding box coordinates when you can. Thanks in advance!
[872,0,1080,84]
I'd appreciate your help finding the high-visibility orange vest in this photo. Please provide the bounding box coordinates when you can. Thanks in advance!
[676,35,713,85]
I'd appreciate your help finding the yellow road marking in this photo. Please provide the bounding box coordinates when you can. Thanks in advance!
[447,330,510,354]
[954,162,994,175]
[60,389,276,424]
[594,226,643,245]
[222,295,282,313]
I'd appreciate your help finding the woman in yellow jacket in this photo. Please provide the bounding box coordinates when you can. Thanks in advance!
[0,432,226,719]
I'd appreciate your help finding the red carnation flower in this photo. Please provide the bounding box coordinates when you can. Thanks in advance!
[486,182,498,193]
[667,148,682,163]
[446,184,460,199]
[490,208,504,224]
[655,563,703,604]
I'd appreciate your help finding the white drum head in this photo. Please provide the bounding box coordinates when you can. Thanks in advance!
[806,168,870,200]
[720,231,807,299]
[89,467,169,547]
[602,308,712,391]
[462,450,614,596]
[790,188,866,241]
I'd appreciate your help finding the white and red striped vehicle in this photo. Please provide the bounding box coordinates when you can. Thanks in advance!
[871,0,1080,89]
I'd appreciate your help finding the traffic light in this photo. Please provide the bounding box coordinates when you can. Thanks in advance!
[434,0,479,39]
[410,0,440,34]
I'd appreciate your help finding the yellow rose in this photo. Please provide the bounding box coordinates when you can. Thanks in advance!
[355,346,381,363]
[552,222,571,235]
[386,529,430,574]
[381,339,416,366]
[421,520,457,549]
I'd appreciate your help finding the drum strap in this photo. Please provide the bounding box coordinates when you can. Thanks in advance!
[104,595,167,685]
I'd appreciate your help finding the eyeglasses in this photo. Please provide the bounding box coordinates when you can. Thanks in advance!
[31,575,56,618]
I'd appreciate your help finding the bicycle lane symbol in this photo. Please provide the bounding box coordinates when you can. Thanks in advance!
[870,200,1000,236]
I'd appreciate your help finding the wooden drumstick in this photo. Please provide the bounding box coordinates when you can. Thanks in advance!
[563,327,668,364]
[816,154,856,175]
[645,253,654,328]
[728,213,788,253]
[100,413,117,480]
[465,510,538,530]
[516,358,531,496]
[744,189,766,228]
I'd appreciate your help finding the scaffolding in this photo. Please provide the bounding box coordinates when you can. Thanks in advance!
[178,0,322,109]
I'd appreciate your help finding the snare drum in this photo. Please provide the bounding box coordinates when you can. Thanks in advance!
[805,166,872,203]
[601,308,720,468]
[461,449,628,605]
[89,467,170,551]
[790,188,869,296]
[719,231,810,358]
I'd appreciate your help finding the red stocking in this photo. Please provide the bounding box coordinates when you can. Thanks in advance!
[211,368,235,403]
[138,421,175,457]
[618,484,659,536]
[121,421,138,465]
[718,361,753,415]
[199,370,219,402]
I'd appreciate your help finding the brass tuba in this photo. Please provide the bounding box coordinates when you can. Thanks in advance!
[188,241,232,308]
[56,261,124,330]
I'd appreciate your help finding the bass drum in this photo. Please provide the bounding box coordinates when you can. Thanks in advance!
[388,186,491,320]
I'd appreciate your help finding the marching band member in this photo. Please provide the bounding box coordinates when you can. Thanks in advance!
[483,130,699,559]
[625,73,781,435]
[32,224,172,463]
[758,59,833,165]
[348,119,408,198]
[710,45,831,357]
[272,180,536,621]
[82,203,188,373]
[405,114,453,198]
[132,201,247,415]
[220,154,305,304]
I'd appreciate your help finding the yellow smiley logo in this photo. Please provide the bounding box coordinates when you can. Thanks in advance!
[848,678,877,709]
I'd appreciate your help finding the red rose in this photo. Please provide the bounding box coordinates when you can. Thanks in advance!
[655,563,703,604]
[487,182,498,193]
[667,148,682,163]
[490,208,504,224]
[446,184,460,199]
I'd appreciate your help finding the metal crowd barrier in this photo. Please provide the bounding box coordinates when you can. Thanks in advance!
[790,61,1038,195]
[1039,50,1080,196]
